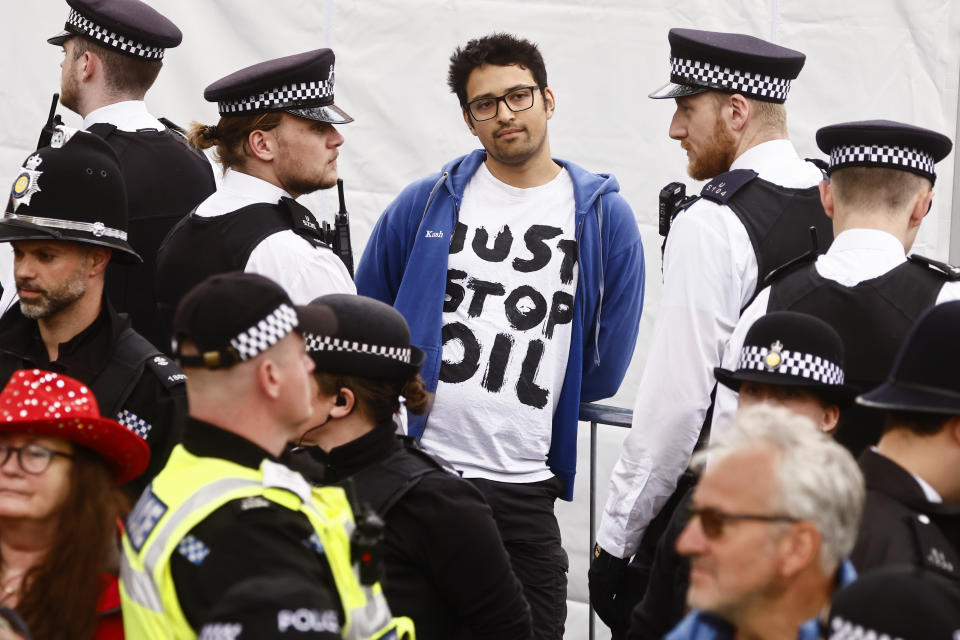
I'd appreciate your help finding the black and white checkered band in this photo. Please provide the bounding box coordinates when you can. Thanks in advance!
[830,144,935,177]
[670,57,792,102]
[217,77,335,115]
[303,332,412,364]
[1,211,127,241]
[737,345,845,385]
[827,616,902,640]
[230,303,299,361]
[66,9,165,60]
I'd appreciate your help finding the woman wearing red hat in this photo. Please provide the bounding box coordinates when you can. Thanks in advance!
[0,369,149,640]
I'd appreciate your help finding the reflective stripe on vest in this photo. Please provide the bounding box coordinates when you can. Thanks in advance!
[120,445,414,640]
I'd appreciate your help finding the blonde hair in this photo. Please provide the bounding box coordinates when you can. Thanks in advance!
[186,112,284,170]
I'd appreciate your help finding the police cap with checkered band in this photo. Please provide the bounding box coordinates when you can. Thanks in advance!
[47,0,182,61]
[172,272,303,370]
[816,119,952,184]
[714,311,857,406]
[2,126,140,263]
[204,49,353,124]
[649,28,805,103]
[299,294,425,382]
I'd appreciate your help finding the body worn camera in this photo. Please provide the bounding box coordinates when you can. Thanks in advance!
[658,182,698,238]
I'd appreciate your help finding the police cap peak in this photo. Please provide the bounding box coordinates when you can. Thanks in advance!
[204,49,353,124]
[48,0,182,61]
[816,119,952,182]
[650,28,805,103]
[173,272,302,370]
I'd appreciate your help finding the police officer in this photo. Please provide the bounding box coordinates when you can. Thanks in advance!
[156,49,356,342]
[851,301,960,579]
[119,272,413,640]
[592,28,833,634]
[46,0,216,349]
[284,294,533,640]
[0,127,186,498]
[717,120,960,454]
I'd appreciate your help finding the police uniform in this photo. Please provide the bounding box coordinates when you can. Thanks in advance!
[593,28,831,633]
[715,120,960,455]
[120,273,412,640]
[284,293,532,640]
[47,0,216,350]
[156,49,355,338]
[1,128,186,496]
[628,312,856,639]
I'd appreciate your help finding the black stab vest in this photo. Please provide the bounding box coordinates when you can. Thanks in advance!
[767,257,953,454]
[88,122,216,350]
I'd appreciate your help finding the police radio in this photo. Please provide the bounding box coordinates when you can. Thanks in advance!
[37,93,64,150]
[658,182,697,238]
[321,179,355,278]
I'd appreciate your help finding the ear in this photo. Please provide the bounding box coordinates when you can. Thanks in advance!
[821,403,841,434]
[86,246,111,276]
[257,358,283,401]
[462,108,477,136]
[328,387,355,419]
[908,188,934,230]
[727,93,749,132]
[777,522,821,578]
[247,128,278,162]
[542,86,556,121]
[819,180,835,220]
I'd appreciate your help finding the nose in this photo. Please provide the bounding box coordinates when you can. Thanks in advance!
[13,255,34,281]
[675,514,707,556]
[328,125,344,148]
[495,98,516,123]
[669,110,686,140]
[0,449,20,475]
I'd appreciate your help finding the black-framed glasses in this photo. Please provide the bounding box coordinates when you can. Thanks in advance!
[0,443,74,475]
[466,86,539,121]
[686,503,799,539]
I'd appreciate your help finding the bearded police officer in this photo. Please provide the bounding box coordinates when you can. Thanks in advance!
[156,49,356,343]
[46,0,216,349]
[715,120,960,456]
[119,273,413,639]
[591,29,832,634]
[0,127,186,497]
[852,301,960,580]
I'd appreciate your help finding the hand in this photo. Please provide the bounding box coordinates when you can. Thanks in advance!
[588,544,629,630]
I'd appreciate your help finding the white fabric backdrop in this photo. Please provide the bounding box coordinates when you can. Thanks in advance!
[2,2,959,638]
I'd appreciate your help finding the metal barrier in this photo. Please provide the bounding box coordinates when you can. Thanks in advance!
[580,401,633,640]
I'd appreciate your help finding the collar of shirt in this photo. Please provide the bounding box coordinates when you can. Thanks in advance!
[82,100,165,133]
[182,416,278,470]
[0,297,122,380]
[730,139,822,188]
[911,470,944,503]
[194,169,292,218]
[309,422,401,483]
[814,228,907,286]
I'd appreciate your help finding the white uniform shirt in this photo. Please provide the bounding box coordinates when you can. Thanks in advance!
[83,100,165,132]
[712,229,960,445]
[194,169,355,302]
[597,139,822,558]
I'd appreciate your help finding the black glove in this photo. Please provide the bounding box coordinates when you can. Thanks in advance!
[588,544,629,631]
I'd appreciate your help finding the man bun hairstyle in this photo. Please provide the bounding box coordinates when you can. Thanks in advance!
[186,112,284,170]
[447,32,548,107]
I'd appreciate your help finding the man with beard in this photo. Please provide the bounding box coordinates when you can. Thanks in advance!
[0,127,187,498]
[46,0,215,349]
[356,33,644,640]
[591,29,833,636]
[156,48,356,342]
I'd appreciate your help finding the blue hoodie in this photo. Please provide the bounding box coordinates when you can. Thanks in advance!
[355,150,644,500]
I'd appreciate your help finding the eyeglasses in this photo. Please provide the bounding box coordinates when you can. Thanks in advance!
[686,503,799,539]
[0,443,74,475]
[466,86,539,121]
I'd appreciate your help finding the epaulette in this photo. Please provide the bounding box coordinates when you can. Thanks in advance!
[144,353,187,389]
[158,117,187,139]
[699,169,758,204]
[908,254,960,281]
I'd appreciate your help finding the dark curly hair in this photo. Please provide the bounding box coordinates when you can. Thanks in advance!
[447,33,548,107]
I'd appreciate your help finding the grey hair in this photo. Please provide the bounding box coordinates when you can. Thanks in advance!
[692,405,865,573]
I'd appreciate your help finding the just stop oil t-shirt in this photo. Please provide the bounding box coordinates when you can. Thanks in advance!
[422,163,579,482]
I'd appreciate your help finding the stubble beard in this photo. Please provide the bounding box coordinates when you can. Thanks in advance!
[686,118,737,181]
[18,267,88,320]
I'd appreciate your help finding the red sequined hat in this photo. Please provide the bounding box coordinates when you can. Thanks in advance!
[0,369,150,484]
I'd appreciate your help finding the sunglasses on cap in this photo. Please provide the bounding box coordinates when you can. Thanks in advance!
[685,502,799,539]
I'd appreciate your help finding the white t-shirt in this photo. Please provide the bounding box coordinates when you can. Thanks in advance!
[422,163,578,482]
